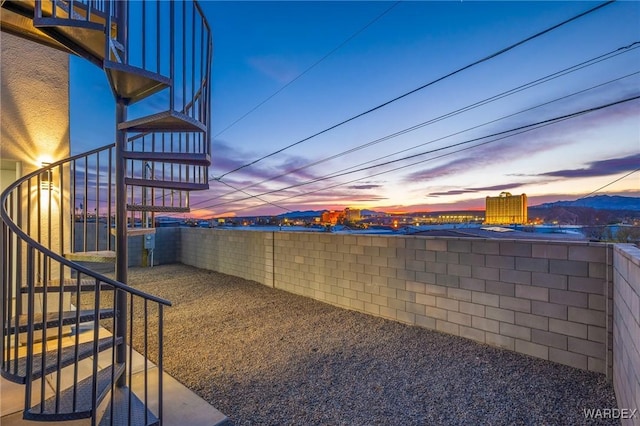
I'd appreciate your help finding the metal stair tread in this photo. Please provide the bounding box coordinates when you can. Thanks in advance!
[104,60,171,104]
[123,151,211,166]
[0,1,78,54]
[109,227,157,237]
[118,110,206,133]
[64,250,116,263]
[99,385,159,426]
[9,309,116,335]
[3,0,107,25]
[2,336,122,384]
[25,363,125,421]
[3,2,114,70]
[33,17,107,67]
[35,16,104,32]
[20,278,114,293]
[28,0,112,67]
[124,177,208,191]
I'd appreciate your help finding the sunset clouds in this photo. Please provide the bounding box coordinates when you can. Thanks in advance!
[70,1,640,217]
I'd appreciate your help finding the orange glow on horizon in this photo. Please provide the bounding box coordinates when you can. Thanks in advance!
[215,212,237,218]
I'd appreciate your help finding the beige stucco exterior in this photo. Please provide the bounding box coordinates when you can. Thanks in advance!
[1,31,71,316]
[1,31,70,183]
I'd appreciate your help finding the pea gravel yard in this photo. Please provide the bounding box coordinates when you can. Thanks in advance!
[126,264,618,426]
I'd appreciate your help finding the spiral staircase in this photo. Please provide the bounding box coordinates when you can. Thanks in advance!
[1,1,212,424]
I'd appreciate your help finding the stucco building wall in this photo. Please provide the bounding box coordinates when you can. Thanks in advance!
[1,32,70,177]
[1,31,70,314]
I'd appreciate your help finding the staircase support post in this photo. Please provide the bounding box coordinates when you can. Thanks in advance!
[114,0,129,388]
[115,99,128,387]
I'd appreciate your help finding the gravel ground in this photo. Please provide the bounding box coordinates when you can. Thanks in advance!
[124,264,618,426]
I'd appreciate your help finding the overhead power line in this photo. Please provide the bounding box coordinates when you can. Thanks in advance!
[199,43,639,204]
[192,70,639,210]
[214,179,290,212]
[193,95,639,215]
[578,168,640,200]
[214,0,615,180]
[214,1,401,138]
[316,72,640,181]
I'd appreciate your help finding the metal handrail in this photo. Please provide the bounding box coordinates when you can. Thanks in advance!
[0,147,171,305]
[1,1,212,422]
[1,146,170,424]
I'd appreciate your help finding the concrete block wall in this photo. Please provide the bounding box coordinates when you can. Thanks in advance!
[273,233,613,375]
[71,224,180,270]
[128,227,181,266]
[153,228,181,265]
[180,228,273,286]
[178,229,617,376]
[136,227,180,266]
[74,224,180,267]
[613,244,640,424]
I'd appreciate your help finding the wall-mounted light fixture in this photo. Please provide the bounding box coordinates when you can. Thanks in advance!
[40,162,53,191]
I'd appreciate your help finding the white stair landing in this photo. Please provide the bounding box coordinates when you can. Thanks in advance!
[109,227,157,237]
[1,342,228,426]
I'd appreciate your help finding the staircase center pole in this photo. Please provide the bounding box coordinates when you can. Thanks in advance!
[114,0,129,387]
[115,99,128,387]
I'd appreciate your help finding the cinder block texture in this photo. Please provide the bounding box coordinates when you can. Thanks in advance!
[154,228,181,265]
[180,231,623,381]
[180,228,274,287]
[612,245,640,422]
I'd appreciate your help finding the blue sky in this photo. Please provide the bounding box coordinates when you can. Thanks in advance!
[70,1,640,217]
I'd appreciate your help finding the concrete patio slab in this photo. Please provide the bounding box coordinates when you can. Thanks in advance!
[1,333,228,426]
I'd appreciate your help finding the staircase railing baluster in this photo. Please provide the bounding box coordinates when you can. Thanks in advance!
[158,304,164,426]
[95,152,100,250]
[109,282,117,425]
[108,146,113,251]
[24,246,35,412]
[72,273,81,411]
[90,277,100,425]
[128,293,134,423]
[1,219,5,372]
[40,254,48,412]
[5,194,14,373]
[83,156,88,253]
[144,298,148,425]
[55,263,63,413]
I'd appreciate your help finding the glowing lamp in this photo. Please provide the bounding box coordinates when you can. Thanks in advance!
[40,162,53,191]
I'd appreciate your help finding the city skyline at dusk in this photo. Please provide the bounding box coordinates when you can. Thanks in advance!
[69,1,640,217]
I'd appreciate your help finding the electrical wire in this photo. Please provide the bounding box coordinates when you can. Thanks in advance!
[197,122,569,215]
[315,72,640,180]
[192,95,639,214]
[192,71,639,209]
[214,1,402,138]
[213,0,615,180]
[199,44,639,203]
[577,168,640,200]
[215,179,290,212]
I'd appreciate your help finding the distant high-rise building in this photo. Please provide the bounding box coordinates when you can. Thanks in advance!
[344,208,361,222]
[485,192,527,224]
